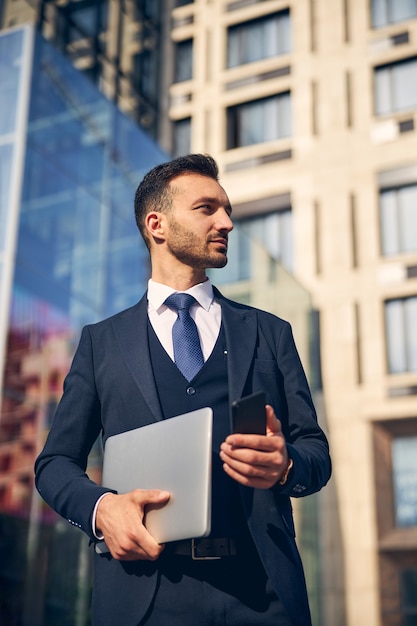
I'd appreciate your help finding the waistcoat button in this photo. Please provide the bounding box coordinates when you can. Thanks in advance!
[186,386,196,395]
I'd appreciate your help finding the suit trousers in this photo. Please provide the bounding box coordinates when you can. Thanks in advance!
[139,541,295,626]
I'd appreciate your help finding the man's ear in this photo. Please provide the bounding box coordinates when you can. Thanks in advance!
[145,212,166,243]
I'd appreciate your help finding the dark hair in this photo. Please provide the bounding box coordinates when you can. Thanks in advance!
[134,153,219,247]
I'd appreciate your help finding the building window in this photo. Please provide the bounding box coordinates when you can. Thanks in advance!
[379,183,417,256]
[213,208,293,284]
[374,57,417,116]
[133,48,159,105]
[227,9,291,68]
[392,436,417,527]
[385,296,417,374]
[173,117,191,156]
[55,0,109,84]
[227,92,291,149]
[174,39,193,82]
[240,209,293,272]
[371,0,417,28]
[401,569,417,624]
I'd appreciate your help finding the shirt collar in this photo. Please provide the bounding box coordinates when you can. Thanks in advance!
[148,278,214,313]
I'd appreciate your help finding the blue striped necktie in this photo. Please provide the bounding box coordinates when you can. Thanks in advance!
[164,293,204,381]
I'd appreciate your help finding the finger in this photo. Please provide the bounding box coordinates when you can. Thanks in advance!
[108,518,164,561]
[222,434,282,453]
[222,459,278,489]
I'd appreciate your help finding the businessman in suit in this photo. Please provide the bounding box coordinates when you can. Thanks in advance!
[35,154,331,626]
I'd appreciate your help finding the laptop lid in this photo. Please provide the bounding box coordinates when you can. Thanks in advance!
[99,407,213,547]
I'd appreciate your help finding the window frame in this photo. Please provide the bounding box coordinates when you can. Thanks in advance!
[174,38,193,83]
[371,0,417,28]
[379,182,417,257]
[226,92,291,149]
[374,56,417,116]
[226,9,291,68]
[384,295,417,375]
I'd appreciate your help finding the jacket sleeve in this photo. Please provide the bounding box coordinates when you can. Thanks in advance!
[34,326,113,541]
[269,320,331,498]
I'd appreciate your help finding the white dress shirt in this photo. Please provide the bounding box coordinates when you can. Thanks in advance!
[93,277,222,539]
[147,278,222,362]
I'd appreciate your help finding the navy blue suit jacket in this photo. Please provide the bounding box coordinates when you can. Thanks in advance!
[35,288,331,626]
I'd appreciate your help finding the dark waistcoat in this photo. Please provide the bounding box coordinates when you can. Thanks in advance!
[147,321,244,537]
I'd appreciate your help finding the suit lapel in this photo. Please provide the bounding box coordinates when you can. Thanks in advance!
[110,294,164,422]
[214,288,258,404]
[109,288,258,423]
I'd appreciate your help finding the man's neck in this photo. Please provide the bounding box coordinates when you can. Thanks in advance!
[151,265,207,292]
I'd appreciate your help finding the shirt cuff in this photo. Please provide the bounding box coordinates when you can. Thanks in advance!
[92,492,113,540]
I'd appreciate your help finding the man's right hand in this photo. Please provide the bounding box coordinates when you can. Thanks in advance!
[96,489,170,561]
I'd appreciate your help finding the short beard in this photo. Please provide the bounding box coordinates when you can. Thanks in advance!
[167,218,228,269]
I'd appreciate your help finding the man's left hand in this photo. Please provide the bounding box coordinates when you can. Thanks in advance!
[220,405,289,489]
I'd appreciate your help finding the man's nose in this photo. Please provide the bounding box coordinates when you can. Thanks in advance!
[217,208,234,232]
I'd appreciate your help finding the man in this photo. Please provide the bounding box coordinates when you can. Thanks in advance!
[35,154,331,626]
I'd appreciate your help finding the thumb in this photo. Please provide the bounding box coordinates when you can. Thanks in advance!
[265,405,282,436]
[134,489,171,505]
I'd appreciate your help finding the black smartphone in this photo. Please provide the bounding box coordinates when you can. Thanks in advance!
[231,391,266,435]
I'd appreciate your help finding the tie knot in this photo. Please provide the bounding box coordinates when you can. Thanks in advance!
[165,293,197,313]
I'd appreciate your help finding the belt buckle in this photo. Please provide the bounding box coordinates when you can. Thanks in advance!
[191,539,221,561]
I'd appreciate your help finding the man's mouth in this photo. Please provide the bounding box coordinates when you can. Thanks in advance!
[210,237,228,251]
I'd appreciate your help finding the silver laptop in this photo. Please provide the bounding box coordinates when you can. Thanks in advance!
[97,407,212,551]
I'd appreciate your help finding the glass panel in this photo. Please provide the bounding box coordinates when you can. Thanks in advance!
[229,93,291,148]
[380,189,401,255]
[0,29,24,135]
[375,58,417,115]
[402,569,417,608]
[173,117,191,157]
[371,0,389,27]
[380,185,417,255]
[405,297,417,371]
[0,144,13,252]
[393,58,417,111]
[374,65,393,115]
[0,27,167,626]
[214,223,251,283]
[0,28,25,251]
[385,299,406,373]
[392,436,417,527]
[212,209,293,285]
[227,10,291,68]
[241,209,293,272]
[175,39,193,82]
[399,185,417,253]
[372,0,417,26]
[392,0,417,23]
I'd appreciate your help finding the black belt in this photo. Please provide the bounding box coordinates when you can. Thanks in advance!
[170,537,237,560]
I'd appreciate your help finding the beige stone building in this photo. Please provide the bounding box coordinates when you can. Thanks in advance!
[1,1,417,625]
[166,2,417,625]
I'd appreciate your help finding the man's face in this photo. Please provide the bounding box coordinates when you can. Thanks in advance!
[164,173,233,270]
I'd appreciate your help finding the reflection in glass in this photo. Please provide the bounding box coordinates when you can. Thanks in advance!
[0,26,167,626]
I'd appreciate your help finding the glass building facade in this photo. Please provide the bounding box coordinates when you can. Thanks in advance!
[0,25,166,626]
